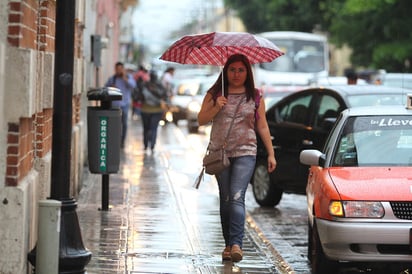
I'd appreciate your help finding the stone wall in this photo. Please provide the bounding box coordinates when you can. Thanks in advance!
[0,1,86,273]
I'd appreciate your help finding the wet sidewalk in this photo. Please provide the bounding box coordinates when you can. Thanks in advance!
[77,120,289,274]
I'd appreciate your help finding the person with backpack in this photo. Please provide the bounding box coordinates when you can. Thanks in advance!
[197,54,276,262]
[132,65,150,120]
[140,70,168,153]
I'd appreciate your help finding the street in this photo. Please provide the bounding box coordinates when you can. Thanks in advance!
[151,120,311,273]
[78,118,412,274]
[170,121,311,273]
[169,121,412,274]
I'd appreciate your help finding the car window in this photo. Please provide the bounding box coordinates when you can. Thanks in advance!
[314,95,341,128]
[279,94,312,125]
[333,116,412,166]
[347,94,404,107]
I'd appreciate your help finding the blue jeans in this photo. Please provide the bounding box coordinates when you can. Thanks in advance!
[141,112,163,150]
[216,155,256,248]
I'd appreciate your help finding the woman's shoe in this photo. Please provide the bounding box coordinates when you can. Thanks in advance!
[222,246,231,261]
[231,245,243,262]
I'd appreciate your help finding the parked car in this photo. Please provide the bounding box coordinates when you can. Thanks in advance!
[300,105,412,273]
[252,85,408,207]
[312,76,368,86]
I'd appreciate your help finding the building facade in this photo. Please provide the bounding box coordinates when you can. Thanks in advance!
[0,0,134,272]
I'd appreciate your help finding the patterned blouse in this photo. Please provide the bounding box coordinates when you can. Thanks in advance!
[209,92,257,158]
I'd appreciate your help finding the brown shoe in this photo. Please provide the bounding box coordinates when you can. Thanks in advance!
[222,246,231,261]
[231,245,243,262]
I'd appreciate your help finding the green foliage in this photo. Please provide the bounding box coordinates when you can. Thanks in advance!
[224,0,412,72]
[224,0,323,33]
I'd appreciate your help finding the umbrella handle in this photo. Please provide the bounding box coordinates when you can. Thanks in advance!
[221,66,224,97]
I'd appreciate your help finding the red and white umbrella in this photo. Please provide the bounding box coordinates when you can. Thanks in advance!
[160,31,284,66]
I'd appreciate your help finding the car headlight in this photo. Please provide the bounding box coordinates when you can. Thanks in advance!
[188,101,201,113]
[329,201,384,218]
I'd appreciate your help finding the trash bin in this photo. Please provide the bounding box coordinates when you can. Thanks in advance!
[87,87,122,174]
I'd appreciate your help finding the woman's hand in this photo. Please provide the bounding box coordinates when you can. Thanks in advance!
[215,95,227,110]
[267,154,277,173]
[198,94,227,125]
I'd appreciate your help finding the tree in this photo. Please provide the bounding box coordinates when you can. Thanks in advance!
[224,0,323,33]
[224,0,412,72]
[322,0,412,72]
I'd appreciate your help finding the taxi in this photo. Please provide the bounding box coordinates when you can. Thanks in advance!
[300,104,412,273]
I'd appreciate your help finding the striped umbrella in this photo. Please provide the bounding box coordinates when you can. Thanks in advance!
[160,31,284,66]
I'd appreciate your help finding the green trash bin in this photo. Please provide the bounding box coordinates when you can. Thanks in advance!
[87,87,122,174]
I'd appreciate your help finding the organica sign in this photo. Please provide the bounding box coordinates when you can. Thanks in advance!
[99,117,108,172]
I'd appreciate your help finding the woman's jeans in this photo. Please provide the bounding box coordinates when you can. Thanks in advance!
[216,155,256,248]
[141,111,163,150]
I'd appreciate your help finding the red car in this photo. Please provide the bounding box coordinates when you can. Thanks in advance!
[300,105,412,273]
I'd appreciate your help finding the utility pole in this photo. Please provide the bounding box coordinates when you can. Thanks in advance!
[28,0,92,272]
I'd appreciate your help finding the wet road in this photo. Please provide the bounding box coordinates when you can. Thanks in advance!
[170,122,412,274]
[78,120,286,273]
[78,119,412,273]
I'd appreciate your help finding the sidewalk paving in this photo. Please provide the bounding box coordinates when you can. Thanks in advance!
[77,119,288,274]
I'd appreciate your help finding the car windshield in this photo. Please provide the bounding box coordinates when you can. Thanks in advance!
[333,115,412,166]
[347,94,404,107]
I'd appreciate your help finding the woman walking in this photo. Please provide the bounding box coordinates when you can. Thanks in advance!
[198,54,277,262]
[140,70,168,152]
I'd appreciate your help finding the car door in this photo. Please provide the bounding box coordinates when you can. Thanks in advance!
[310,91,346,150]
[265,90,317,192]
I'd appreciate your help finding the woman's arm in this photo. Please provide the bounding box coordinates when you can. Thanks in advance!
[255,98,277,173]
[197,93,227,125]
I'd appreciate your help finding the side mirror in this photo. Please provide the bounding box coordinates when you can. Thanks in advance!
[300,149,325,166]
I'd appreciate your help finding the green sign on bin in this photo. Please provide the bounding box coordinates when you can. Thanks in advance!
[99,117,108,172]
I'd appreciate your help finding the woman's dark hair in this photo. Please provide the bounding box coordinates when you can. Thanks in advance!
[208,54,256,102]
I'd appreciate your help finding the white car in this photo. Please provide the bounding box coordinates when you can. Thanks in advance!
[300,104,412,273]
[381,73,412,90]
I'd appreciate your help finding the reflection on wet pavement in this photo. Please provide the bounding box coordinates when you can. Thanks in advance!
[77,122,283,273]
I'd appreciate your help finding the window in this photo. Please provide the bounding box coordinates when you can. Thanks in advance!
[314,95,340,128]
[279,94,312,125]
[333,116,412,166]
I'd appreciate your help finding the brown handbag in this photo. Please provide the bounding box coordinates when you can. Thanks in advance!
[203,147,230,175]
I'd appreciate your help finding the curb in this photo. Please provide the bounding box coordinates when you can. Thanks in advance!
[246,213,296,274]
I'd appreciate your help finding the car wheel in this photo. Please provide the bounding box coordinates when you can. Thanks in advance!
[310,221,339,274]
[252,159,283,207]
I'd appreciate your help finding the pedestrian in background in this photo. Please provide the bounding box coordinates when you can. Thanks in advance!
[161,66,175,97]
[197,54,277,262]
[140,70,168,153]
[345,69,358,85]
[132,65,150,120]
[105,61,136,148]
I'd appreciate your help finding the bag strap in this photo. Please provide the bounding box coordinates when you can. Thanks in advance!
[206,96,243,153]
